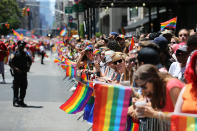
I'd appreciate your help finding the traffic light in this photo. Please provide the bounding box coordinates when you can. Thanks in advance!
[26,8,30,16]
[22,8,27,16]
[5,24,10,29]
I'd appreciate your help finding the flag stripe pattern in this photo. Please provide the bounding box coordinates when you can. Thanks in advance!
[160,17,177,31]
[129,37,135,51]
[12,29,23,40]
[171,115,197,131]
[60,82,93,114]
[93,83,132,131]
[126,116,139,131]
[60,27,67,36]
[60,72,93,114]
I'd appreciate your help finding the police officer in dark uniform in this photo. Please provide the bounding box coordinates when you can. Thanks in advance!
[9,41,32,107]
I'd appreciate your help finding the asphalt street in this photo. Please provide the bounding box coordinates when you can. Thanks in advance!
[0,52,91,131]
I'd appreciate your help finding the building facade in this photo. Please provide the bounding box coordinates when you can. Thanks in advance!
[99,8,127,35]
[16,0,41,35]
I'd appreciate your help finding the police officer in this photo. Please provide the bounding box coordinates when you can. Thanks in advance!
[9,41,32,107]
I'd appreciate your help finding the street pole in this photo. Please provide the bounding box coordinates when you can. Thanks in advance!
[28,11,31,30]
[77,5,80,37]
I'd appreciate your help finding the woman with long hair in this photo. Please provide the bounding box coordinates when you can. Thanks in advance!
[128,64,184,120]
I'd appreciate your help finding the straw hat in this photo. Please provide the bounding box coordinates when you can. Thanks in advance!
[112,52,123,62]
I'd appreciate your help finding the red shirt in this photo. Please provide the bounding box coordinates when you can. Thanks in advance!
[162,78,184,112]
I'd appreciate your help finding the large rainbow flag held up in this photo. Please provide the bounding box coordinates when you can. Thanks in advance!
[160,17,177,31]
[12,29,23,40]
[171,114,197,131]
[93,83,132,131]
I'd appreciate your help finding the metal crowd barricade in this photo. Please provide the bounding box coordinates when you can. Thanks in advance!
[58,67,77,90]
[139,118,170,131]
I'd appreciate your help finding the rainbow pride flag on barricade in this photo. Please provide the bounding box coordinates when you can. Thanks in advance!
[126,116,139,131]
[83,96,94,123]
[171,113,197,131]
[54,56,77,78]
[64,58,76,78]
[60,72,93,114]
[59,82,93,114]
[93,83,132,131]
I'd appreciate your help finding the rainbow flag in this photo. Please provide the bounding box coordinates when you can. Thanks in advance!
[83,96,95,123]
[93,83,132,131]
[160,17,177,31]
[126,116,139,131]
[54,58,61,63]
[60,72,92,114]
[129,37,135,51]
[60,27,67,36]
[64,59,76,78]
[171,114,197,131]
[12,29,23,40]
[93,49,101,55]
[65,65,76,78]
[60,82,93,114]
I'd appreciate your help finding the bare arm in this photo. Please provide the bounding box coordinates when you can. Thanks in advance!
[76,50,85,69]
[174,86,185,113]
[169,87,182,106]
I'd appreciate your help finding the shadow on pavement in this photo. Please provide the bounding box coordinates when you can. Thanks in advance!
[23,105,43,108]
[0,82,12,84]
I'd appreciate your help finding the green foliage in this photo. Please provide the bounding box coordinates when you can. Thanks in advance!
[79,23,84,38]
[95,32,102,38]
[0,0,21,35]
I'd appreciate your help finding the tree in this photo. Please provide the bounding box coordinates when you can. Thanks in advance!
[0,0,21,35]
[79,23,84,38]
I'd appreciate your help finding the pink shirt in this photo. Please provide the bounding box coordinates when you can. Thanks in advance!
[162,78,184,112]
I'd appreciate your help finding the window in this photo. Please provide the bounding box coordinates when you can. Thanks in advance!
[129,7,138,19]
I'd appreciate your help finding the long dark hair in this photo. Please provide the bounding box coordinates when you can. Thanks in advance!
[135,64,172,109]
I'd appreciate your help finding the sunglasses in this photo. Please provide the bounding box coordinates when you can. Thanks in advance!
[171,42,176,44]
[113,59,122,65]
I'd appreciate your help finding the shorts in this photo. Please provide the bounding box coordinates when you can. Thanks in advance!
[0,61,4,74]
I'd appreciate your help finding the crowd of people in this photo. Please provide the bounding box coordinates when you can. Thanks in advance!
[56,28,197,125]
[1,27,197,126]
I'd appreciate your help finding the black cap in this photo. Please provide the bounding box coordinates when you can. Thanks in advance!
[17,41,26,47]
[137,47,160,65]
[153,36,169,49]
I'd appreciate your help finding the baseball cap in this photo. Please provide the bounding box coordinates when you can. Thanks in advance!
[137,47,160,65]
[153,36,169,49]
